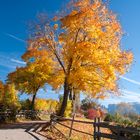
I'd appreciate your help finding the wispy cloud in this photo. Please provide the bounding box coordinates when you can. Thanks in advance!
[4,33,26,43]
[120,76,140,86]
[121,89,140,97]
[120,89,140,102]
[0,55,16,69]
[100,89,140,107]
[10,59,26,65]
[0,63,16,69]
[0,54,27,81]
[0,54,26,70]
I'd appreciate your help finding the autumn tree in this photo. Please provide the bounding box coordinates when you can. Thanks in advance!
[8,53,55,110]
[3,84,20,110]
[23,0,133,116]
[0,82,20,114]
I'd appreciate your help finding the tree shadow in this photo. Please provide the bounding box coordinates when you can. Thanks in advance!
[0,121,51,140]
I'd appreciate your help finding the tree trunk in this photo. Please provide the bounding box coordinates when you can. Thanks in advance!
[74,93,80,113]
[58,78,69,116]
[31,92,37,110]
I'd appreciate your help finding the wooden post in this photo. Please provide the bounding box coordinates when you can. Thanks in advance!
[117,127,120,140]
[69,114,75,139]
[94,118,97,140]
[97,118,101,140]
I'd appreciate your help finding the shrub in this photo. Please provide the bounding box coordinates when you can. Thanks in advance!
[104,113,115,122]
[104,113,140,139]
[86,109,100,120]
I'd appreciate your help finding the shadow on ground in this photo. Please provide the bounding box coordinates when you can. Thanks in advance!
[0,121,51,140]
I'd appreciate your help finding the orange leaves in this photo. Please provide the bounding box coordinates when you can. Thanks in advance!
[53,16,58,21]
[69,10,78,16]
[59,0,133,98]
[47,70,65,90]
[19,0,133,102]
[53,24,58,30]
[8,48,56,95]
[74,0,89,7]
[22,49,48,62]
[111,51,133,75]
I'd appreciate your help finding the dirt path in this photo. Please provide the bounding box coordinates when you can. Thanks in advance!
[0,121,49,140]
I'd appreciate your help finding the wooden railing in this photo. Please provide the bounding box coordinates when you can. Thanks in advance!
[0,109,50,119]
[94,118,140,140]
[50,114,140,140]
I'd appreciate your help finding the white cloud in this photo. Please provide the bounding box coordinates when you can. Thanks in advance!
[0,55,16,69]
[0,54,25,70]
[121,89,140,97]
[120,76,140,86]
[120,89,140,102]
[11,59,26,65]
[4,33,26,43]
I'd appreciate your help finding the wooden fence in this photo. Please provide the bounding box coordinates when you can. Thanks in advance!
[0,109,50,119]
[50,114,140,140]
[94,117,140,140]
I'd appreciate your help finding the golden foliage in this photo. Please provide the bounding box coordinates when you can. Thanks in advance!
[35,98,58,112]
[0,83,20,109]
[8,49,55,95]
[10,0,133,102]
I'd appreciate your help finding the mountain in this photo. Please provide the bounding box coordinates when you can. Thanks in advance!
[108,102,140,114]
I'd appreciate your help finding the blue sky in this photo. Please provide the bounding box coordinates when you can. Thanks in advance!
[0,0,140,107]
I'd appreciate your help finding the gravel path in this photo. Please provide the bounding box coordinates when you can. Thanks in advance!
[0,121,49,140]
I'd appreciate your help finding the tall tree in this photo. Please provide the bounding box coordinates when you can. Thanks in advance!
[24,0,133,116]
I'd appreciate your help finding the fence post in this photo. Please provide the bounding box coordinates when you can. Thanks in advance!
[94,118,97,140]
[117,127,120,140]
[97,118,101,140]
[68,114,75,139]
